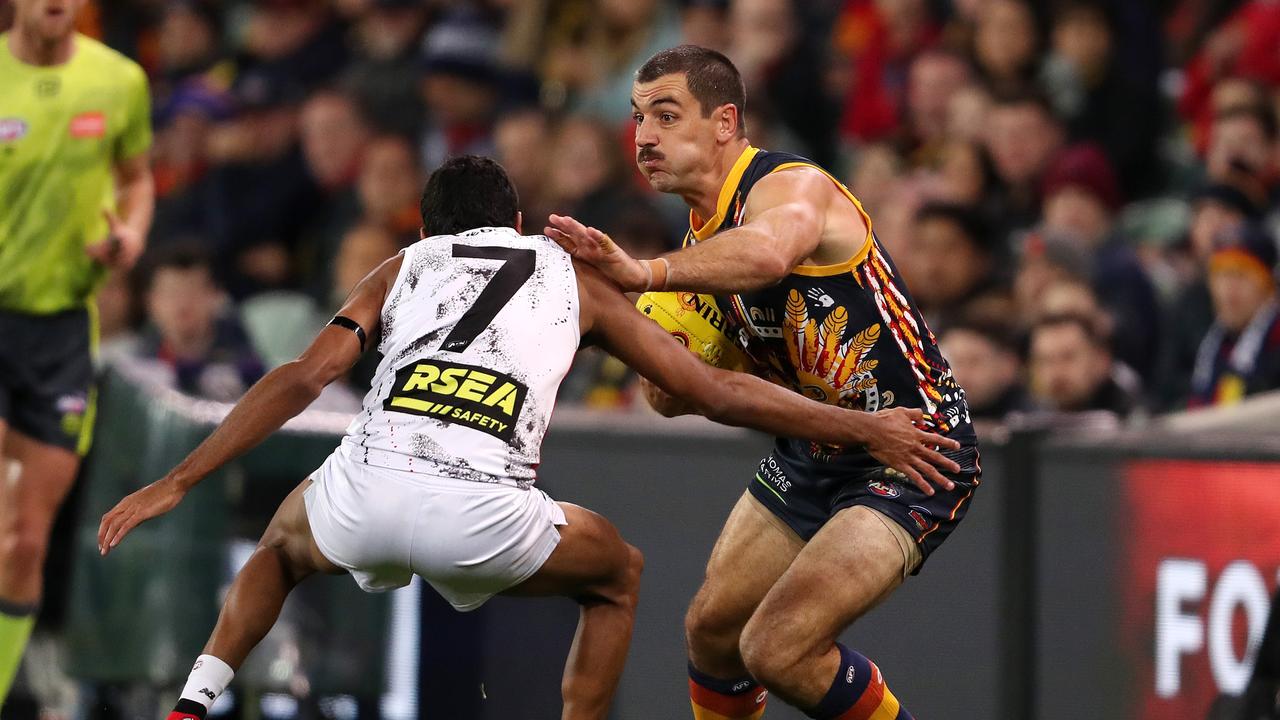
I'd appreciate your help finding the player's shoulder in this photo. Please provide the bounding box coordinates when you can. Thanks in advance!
[745,163,835,211]
[75,35,146,83]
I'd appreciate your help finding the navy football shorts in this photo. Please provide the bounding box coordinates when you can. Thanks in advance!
[747,440,980,574]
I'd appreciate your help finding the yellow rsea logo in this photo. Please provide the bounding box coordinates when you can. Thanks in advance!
[384,359,527,441]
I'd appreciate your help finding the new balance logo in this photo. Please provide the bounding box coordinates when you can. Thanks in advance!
[199,688,215,700]
[732,681,751,692]
[846,666,856,684]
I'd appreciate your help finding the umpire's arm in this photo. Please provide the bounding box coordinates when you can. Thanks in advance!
[86,153,155,271]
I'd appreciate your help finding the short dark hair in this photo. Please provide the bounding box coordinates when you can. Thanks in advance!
[1214,103,1279,142]
[1032,312,1109,351]
[943,315,1021,356]
[636,45,747,134]
[419,156,519,237]
[141,241,215,293]
[913,202,994,254]
[991,88,1059,123]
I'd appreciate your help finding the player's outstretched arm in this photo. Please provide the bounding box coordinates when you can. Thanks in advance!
[97,255,403,556]
[548,168,834,294]
[576,263,960,493]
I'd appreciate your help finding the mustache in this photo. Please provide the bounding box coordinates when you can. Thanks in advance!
[637,149,664,163]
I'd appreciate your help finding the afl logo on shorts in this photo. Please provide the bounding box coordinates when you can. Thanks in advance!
[0,118,28,142]
[908,507,932,531]
[867,479,900,498]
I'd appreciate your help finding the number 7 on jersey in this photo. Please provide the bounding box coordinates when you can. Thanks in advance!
[440,244,536,353]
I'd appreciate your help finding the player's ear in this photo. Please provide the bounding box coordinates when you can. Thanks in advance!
[514,211,523,235]
[717,103,740,142]
[419,226,427,240]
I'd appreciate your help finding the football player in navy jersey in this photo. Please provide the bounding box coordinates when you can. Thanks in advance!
[549,46,981,720]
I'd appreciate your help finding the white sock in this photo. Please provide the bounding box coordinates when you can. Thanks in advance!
[178,654,235,712]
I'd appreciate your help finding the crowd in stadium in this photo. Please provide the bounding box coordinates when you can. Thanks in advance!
[11,0,1280,422]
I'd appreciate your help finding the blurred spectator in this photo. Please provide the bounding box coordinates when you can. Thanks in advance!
[1036,276,1109,326]
[1179,0,1280,152]
[547,117,620,211]
[154,1,223,87]
[1038,144,1162,377]
[1013,232,1092,324]
[1041,1,1163,196]
[301,89,372,194]
[833,0,940,144]
[1183,75,1267,159]
[935,140,999,206]
[295,89,371,297]
[1029,313,1141,418]
[357,135,424,242]
[900,202,1002,331]
[971,0,1040,96]
[343,0,429,138]
[150,80,234,245]
[547,117,675,256]
[903,50,973,165]
[202,68,318,296]
[938,319,1035,423]
[1189,225,1280,407]
[494,109,555,229]
[729,0,837,164]
[946,83,992,144]
[1205,104,1278,191]
[984,92,1065,238]
[539,0,681,122]
[1160,182,1264,407]
[680,0,730,52]
[847,143,904,216]
[330,223,401,313]
[419,12,503,170]
[136,245,265,402]
[238,0,349,92]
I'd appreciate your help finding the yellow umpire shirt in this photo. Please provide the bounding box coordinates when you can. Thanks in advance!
[0,33,151,315]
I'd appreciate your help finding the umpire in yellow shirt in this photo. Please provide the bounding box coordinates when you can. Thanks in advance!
[0,0,153,705]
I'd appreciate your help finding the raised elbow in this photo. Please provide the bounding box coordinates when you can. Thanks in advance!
[285,358,337,397]
[755,253,793,285]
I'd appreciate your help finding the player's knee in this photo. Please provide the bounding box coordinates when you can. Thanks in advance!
[738,619,806,692]
[256,526,309,575]
[0,519,49,575]
[605,543,644,608]
[685,596,742,657]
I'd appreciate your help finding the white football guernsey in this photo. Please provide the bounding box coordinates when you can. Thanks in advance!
[341,226,580,486]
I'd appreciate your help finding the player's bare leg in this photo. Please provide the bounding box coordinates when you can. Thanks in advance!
[684,492,804,719]
[203,479,340,666]
[0,429,80,604]
[167,479,340,719]
[738,505,917,719]
[503,503,644,720]
[0,428,80,706]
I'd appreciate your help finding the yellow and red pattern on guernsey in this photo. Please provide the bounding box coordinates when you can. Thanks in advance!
[781,288,881,405]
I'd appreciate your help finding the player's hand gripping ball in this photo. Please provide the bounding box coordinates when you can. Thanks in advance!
[636,292,752,372]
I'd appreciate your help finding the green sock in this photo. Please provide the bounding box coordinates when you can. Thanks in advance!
[0,602,37,707]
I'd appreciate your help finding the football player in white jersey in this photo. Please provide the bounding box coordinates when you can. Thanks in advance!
[97,157,959,720]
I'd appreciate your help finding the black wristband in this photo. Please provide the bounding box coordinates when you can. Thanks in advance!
[329,315,367,351]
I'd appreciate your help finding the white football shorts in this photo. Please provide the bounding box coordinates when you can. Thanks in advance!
[303,447,567,611]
